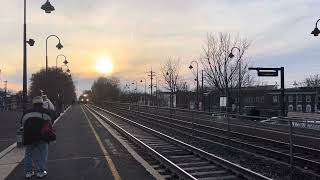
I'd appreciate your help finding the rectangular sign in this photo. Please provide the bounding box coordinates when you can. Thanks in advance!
[258,70,278,77]
[220,97,227,107]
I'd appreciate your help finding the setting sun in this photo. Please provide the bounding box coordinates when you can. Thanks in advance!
[95,57,113,74]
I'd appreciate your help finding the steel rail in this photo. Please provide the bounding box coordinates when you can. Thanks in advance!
[104,104,320,176]
[84,105,196,180]
[105,102,320,138]
[88,104,271,180]
[127,106,320,154]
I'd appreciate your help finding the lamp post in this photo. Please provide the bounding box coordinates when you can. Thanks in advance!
[22,0,55,113]
[66,68,70,74]
[132,80,137,103]
[132,80,138,93]
[63,64,71,76]
[46,35,63,72]
[56,54,68,69]
[166,69,174,108]
[228,47,241,114]
[189,61,199,110]
[311,19,320,36]
[4,80,7,109]
[140,78,147,104]
[154,77,160,106]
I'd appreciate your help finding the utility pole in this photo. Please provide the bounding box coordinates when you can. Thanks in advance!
[4,80,7,96]
[201,70,204,111]
[147,68,156,105]
[280,67,285,117]
[4,80,7,109]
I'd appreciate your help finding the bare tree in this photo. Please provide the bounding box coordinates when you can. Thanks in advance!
[200,33,253,102]
[303,74,320,87]
[161,58,182,107]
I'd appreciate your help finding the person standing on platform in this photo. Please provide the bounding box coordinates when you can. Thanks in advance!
[22,96,56,178]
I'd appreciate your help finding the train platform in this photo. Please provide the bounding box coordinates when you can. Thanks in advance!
[0,111,21,152]
[1,105,156,180]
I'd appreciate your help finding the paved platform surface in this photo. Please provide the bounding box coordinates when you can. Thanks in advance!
[0,111,21,152]
[5,105,154,180]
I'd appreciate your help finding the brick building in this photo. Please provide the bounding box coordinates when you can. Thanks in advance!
[169,85,320,116]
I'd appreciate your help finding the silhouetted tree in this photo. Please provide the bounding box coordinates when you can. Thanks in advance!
[29,67,76,104]
[91,77,121,104]
[303,74,320,87]
[200,33,253,101]
[161,58,183,107]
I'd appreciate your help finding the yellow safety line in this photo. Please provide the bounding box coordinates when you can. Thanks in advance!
[81,106,121,180]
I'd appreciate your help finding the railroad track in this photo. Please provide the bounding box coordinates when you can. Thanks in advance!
[84,105,270,180]
[112,103,320,140]
[100,104,320,176]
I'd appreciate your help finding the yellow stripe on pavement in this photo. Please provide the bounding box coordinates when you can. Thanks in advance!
[81,106,121,180]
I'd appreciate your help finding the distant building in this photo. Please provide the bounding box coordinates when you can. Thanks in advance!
[160,85,320,117]
[267,87,320,113]
[0,90,22,111]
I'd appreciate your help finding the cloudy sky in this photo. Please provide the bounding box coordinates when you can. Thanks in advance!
[1,0,320,95]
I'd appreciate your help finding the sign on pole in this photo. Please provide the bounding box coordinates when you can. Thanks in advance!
[220,97,227,107]
[258,70,278,77]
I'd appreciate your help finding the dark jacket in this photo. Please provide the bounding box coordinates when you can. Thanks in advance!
[22,107,53,145]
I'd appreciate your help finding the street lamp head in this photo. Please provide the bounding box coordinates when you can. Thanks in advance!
[228,52,235,58]
[188,65,193,70]
[63,59,68,65]
[311,27,320,36]
[140,80,143,83]
[26,39,35,46]
[41,0,55,14]
[56,42,63,50]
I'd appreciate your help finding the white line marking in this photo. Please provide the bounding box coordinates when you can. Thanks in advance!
[81,105,121,180]
[53,105,72,125]
[85,106,165,180]
[0,143,16,160]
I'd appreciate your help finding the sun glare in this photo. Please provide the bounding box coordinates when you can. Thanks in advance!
[95,57,113,74]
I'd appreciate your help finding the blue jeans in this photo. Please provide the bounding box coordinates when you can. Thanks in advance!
[24,142,48,173]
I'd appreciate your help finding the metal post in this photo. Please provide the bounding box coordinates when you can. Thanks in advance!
[196,64,199,111]
[144,79,146,105]
[4,80,7,98]
[46,39,48,72]
[191,110,194,138]
[201,70,204,111]
[23,0,27,114]
[150,68,153,106]
[46,35,62,72]
[289,119,293,179]
[281,67,285,117]
[225,60,228,120]
[238,61,241,114]
[224,60,230,135]
[156,80,158,106]
[4,80,7,110]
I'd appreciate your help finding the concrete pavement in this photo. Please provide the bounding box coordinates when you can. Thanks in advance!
[5,105,155,180]
[0,111,21,152]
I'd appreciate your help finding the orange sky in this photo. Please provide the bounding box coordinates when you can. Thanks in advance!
[1,1,320,94]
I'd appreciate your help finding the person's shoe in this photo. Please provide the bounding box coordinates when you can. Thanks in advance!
[36,171,47,178]
[25,171,34,178]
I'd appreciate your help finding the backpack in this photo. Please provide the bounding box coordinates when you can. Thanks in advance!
[40,116,56,142]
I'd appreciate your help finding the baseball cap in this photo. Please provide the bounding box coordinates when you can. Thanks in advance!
[32,96,44,104]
